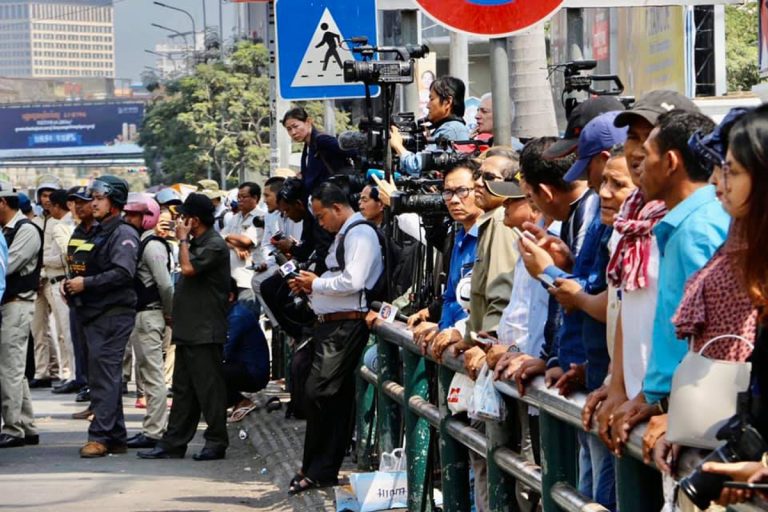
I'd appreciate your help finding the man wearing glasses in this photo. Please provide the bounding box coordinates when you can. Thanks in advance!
[63,175,139,458]
[409,158,483,353]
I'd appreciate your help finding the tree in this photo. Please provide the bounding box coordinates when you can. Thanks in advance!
[726,1,761,92]
[140,41,272,186]
[140,41,354,186]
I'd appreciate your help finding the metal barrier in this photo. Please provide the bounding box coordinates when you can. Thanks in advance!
[355,319,767,512]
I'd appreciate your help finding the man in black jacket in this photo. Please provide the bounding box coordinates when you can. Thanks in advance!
[64,175,138,458]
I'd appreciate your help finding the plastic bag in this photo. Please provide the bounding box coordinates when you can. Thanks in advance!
[470,363,506,421]
[379,447,406,472]
[447,372,475,415]
[349,471,408,512]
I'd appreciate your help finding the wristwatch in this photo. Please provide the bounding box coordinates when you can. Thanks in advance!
[507,345,520,353]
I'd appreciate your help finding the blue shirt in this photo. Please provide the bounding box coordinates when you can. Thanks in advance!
[643,185,730,403]
[544,215,612,390]
[400,120,470,176]
[439,223,478,330]
[0,234,7,300]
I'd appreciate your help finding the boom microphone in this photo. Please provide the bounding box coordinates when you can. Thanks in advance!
[338,130,370,152]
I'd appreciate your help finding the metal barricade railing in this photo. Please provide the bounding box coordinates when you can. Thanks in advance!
[355,319,766,512]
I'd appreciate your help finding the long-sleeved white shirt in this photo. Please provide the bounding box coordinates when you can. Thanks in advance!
[310,212,383,315]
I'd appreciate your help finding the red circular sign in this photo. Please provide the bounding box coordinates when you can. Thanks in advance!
[415,0,564,37]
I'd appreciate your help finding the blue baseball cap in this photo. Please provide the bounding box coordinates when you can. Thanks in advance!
[564,111,628,182]
[18,192,31,213]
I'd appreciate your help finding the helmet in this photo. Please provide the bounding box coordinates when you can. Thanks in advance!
[36,174,62,198]
[89,175,129,206]
[124,193,161,231]
[155,188,182,207]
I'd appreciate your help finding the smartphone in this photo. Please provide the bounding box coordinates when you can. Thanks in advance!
[537,273,556,289]
[470,331,494,349]
[723,481,768,491]
[512,226,537,242]
[167,220,176,231]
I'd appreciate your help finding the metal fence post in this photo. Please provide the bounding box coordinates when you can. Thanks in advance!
[487,396,518,512]
[539,411,579,511]
[356,337,378,470]
[437,367,471,512]
[615,454,663,512]
[377,335,401,457]
[403,349,433,511]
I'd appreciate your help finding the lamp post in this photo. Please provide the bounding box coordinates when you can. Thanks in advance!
[153,1,197,53]
[151,23,191,72]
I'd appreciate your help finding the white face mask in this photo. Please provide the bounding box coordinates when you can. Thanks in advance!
[456,274,472,312]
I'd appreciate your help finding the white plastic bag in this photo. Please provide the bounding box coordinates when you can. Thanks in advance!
[470,364,506,421]
[379,447,406,472]
[447,372,475,414]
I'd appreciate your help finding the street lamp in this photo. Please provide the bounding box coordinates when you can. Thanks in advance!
[153,1,197,52]
[151,23,192,71]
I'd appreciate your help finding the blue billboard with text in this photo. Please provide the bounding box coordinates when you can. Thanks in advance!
[0,101,145,150]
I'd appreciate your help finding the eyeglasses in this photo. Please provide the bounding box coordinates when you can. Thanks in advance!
[473,170,501,182]
[441,186,472,201]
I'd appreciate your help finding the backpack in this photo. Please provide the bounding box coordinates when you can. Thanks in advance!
[330,220,401,307]
[134,235,172,310]
[2,219,43,303]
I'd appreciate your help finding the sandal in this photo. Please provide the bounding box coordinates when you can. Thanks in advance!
[288,476,335,495]
[227,404,257,423]
[288,472,303,489]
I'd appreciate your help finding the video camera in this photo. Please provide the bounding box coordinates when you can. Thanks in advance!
[548,60,633,118]
[343,38,429,85]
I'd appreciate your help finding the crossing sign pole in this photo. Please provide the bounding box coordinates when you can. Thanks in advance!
[275,0,379,100]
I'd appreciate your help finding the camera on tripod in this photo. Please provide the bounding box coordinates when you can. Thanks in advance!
[548,60,632,118]
[343,38,429,85]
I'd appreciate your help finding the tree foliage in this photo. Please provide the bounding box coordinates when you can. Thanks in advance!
[139,41,271,185]
[726,1,761,92]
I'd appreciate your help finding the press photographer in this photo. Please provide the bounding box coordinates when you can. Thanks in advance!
[285,182,383,494]
[390,75,470,176]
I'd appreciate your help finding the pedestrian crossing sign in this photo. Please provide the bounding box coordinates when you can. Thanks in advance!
[276,0,379,100]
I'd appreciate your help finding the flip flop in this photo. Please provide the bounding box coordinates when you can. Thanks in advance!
[227,404,257,423]
[287,476,337,495]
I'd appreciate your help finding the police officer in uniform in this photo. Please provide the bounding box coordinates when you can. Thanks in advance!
[65,186,96,418]
[64,176,139,458]
[122,195,173,449]
[0,185,42,448]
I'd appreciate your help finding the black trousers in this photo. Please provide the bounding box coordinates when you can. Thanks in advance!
[70,308,88,387]
[160,344,228,452]
[301,318,369,482]
[222,361,268,407]
[83,312,135,445]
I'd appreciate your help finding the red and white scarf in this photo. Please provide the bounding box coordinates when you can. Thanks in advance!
[607,189,668,291]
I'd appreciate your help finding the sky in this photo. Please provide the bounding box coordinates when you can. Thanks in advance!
[114,0,241,82]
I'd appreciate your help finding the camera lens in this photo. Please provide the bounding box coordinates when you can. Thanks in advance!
[679,445,739,510]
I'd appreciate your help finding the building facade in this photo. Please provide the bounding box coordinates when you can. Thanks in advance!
[0,0,114,78]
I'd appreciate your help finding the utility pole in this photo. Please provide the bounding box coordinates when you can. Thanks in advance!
[400,10,420,115]
[489,37,511,145]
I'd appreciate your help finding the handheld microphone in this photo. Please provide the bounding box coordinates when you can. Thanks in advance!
[370,301,409,323]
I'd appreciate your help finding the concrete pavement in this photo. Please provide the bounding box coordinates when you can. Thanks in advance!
[0,383,336,511]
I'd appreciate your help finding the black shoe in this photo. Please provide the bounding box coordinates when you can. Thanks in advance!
[75,387,90,403]
[52,380,79,394]
[0,433,25,448]
[28,378,52,389]
[24,434,39,446]
[137,445,185,459]
[192,447,226,461]
[126,433,158,449]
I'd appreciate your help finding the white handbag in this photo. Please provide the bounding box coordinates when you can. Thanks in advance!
[666,335,753,449]
[447,372,475,415]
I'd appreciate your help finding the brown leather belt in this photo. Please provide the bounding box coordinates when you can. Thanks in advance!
[316,311,367,324]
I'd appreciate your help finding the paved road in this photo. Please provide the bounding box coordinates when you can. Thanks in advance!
[0,384,333,511]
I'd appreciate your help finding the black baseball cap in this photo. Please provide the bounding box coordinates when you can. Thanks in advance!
[68,185,92,201]
[176,192,215,219]
[614,90,699,128]
[543,96,625,160]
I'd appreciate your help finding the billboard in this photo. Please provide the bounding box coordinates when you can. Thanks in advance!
[761,0,768,77]
[0,101,144,151]
[615,7,687,97]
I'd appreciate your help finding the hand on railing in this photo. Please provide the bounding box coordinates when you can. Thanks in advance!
[459,345,486,380]
[412,322,439,355]
[406,308,430,329]
[593,387,629,452]
[512,358,548,396]
[552,363,586,397]
[610,394,662,456]
[431,328,462,362]
[581,385,609,432]
[484,345,509,370]
[493,352,534,381]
